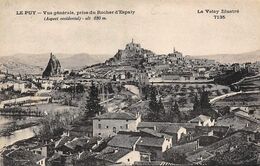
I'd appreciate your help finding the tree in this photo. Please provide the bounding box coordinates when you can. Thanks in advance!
[192,91,218,119]
[169,100,181,122]
[106,83,114,94]
[141,85,149,100]
[147,86,160,121]
[112,75,116,81]
[191,93,203,118]
[126,72,132,79]
[158,98,166,117]
[85,82,103,117]
[200,90,211,109]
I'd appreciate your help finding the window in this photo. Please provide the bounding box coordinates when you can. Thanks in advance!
[113,127,116,133]
[98,133,101,135]
[126,124,129,129]
[98,124,101,129]
[120,126,123,129]
[106,126,109,129]
[127,159,130,162]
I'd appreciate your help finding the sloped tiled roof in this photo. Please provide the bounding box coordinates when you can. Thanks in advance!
[164,125,184,134]
[6,148,45,163]
[137,122,172,132]
[108,134,140,149]
[140,128,171,138]
[96,146,131,163]
[136,136,165,147]
[55,136,74,149]
[138,122,196,133]
[93,112,137,120]
[65,137,89,150]
[186,150,214,164]
[134,161,178,166]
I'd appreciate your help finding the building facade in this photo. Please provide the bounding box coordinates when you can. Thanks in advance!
[93,112,141,137]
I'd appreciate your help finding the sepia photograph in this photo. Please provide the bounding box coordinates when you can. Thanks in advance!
[0,0,260,165]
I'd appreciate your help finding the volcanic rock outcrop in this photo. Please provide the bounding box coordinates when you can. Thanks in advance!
[42,53,61,77]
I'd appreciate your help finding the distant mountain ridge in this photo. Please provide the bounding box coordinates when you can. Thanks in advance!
[194,50,260,64]
[0,53,108,75]
[0,49,259,75]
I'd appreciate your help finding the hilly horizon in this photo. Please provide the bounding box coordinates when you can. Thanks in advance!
[8,53,108,68]
[0,53,108,75]
[193,49,260,64]
[0,49,259,75]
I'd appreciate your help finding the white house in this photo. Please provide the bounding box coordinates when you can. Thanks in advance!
[13,82,26,93]
[96,146,141,165]
[93,112,141,138]
[188,115,215,126]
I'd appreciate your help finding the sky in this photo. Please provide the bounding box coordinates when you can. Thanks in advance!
[0,0,260,58]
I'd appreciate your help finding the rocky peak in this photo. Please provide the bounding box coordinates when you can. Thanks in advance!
[42,53,61,77]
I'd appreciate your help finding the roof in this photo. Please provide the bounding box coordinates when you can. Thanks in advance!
[164,125,184,134]
[186,150,214,164]
[187,131,249,157]
[243,123,260,132]
[138,122,196,133]
[108,134,140,149]
[134,161,178,166]
[140,128,172,138]
[137,136,165,147]
[96,146,131,163]
[166,141,198,154]
[55,136,74,149]
[137,122,172,132]
[93,112,138,120]
[65,137,89,150]
[78,151,97,160]
[48,153,62,162]
[6,148,45,163]
[189,115,211,123]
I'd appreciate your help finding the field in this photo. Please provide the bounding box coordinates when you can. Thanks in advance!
[155,83,230,110]
[213,92,260,107]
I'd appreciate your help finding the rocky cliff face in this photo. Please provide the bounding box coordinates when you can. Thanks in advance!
[42,53,61,77]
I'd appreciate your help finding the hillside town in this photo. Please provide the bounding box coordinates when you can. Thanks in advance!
[0,40,260,166]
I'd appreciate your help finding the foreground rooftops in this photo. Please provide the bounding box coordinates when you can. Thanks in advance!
[96,146,131,163]
[5,148,45,164]
[138,122,197,132]
[107,134,140,149]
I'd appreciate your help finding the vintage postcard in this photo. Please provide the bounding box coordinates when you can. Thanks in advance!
[0,0,259,165]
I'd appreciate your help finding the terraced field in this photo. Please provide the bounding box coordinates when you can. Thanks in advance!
[213,91,260,107]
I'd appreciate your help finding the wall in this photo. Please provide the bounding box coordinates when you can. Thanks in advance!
[31,146,48,158]
[37,158,46,166]
[162,138,172,152]
[177,127,187,140]
[93,116,141,137]
[117,151,141,165]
